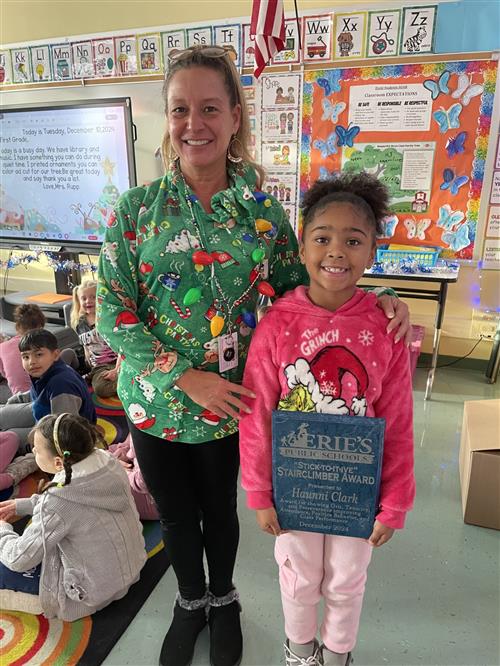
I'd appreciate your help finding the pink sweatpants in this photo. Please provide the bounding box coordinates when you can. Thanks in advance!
[274,531,373,653]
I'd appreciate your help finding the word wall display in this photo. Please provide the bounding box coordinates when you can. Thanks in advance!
[0,5,437,85]
[260,73,302,234]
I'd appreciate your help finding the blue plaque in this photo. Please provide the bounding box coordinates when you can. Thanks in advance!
[272,410,385,539]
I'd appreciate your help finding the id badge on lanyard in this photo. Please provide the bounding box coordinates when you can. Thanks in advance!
[218,332,239,373]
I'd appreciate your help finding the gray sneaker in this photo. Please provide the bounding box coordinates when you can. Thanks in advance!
[284,640,322,666]
[321,646,353,666]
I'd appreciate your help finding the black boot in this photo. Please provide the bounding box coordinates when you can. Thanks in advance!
[159,593,208,666]
[208,589,243,666]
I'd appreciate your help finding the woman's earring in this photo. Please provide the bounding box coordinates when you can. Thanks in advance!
[168,147,179,169]
[227,135,243,163]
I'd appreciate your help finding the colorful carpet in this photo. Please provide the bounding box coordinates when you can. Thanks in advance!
[0,521,168,666]
[92,392,129,447]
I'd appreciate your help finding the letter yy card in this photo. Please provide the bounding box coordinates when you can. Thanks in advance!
[272,411,384,538]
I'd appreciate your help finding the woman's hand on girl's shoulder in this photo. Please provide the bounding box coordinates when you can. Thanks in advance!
[256,507,284,536]
[368,520,395,547]
[0,500,17,522]
[376,295,412,345]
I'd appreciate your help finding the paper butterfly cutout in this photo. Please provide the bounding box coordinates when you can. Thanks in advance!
[313,132,337,158]
[440,168,469,195]
[404,217,431,241]
[319,167,339,181]
[437,204,465,231]
[442,222,470,252]
[380,215,399,238]
[423,70,450,100]
[335,123,360,148]
[321,99,346,123]
[445,131,467,158]
[452,73,484,106]
[317,72,342,96]
[433,103,463,133]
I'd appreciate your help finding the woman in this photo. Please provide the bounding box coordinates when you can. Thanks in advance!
[97,46,409,666]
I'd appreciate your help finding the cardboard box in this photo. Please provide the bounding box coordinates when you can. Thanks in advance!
[459,399,500,530]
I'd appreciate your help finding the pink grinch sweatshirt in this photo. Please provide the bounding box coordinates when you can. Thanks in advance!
[239,286,415,530]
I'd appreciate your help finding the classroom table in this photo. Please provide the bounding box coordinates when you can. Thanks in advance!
[360,268,460,400]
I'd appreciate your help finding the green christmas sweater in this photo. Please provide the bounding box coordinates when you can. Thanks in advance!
[97,163,395,443]
[97,163,306,443]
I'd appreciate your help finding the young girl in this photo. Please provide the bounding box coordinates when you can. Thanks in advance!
[71,280,120,397]
[0,413,146,620]
[239,173,415,666]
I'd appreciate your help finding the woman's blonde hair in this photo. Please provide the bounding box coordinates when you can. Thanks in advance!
[70,279,97,329]
[160,48,265,187]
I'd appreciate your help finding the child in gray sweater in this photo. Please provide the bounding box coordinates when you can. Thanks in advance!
[0,413,147,621]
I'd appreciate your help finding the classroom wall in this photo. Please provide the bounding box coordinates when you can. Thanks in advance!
[1,0,499,362]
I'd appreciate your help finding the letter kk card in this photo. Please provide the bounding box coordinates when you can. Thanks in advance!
[272,411,384,538]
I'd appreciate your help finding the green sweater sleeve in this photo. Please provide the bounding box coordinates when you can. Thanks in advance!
[96,190,193,394]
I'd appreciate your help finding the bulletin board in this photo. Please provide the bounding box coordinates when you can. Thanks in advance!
[300,59,498,259]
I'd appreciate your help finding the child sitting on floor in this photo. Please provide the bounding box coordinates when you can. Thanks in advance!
[71,280,120,398]
[0,413,147,620]
[0,329,96,452]
[0,304,46,400]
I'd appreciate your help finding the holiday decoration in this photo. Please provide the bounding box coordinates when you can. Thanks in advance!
[255,218,273,232]
[183,287,202,306]
[251,248,266,263]
[257,281,275,297]
[210,314,225,337]
[0,251,97,275]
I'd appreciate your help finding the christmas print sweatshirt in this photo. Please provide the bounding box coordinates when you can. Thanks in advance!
[239,286,415,530]
[97,163,306,443]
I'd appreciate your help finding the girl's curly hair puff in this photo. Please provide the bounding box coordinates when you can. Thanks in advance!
[301,172,390,237]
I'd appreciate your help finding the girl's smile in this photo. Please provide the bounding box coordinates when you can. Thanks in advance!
[299,202,376,311]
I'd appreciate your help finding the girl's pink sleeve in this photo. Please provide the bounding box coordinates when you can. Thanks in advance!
[239,317,282,510]
[374,341,415,530]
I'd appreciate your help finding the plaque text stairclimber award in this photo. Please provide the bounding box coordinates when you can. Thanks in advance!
[272,411,385,539]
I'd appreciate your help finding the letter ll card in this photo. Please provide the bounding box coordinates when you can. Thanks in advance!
[272,411,385,538]
[218,332,238,372]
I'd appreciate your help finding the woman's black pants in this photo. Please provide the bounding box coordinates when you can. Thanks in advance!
[129,422,240,601]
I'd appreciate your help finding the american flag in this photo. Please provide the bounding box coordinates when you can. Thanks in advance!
[250,0,286,79]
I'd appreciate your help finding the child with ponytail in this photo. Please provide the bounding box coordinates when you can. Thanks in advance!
[0,413,146,620]
[71,280,120,397]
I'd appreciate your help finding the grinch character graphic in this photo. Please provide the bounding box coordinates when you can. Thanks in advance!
[278,346,368,416]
